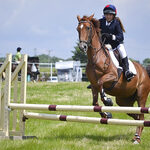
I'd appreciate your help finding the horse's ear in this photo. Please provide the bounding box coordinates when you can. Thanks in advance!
[88,14,94,21]
[77,15,81,22]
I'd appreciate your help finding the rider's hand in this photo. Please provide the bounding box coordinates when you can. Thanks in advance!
[102,33,113,40]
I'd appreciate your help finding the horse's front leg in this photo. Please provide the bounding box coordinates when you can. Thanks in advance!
[100,88,113,106]
[97,73,117,118]
[91,86,99,106]
[91,85,110,118]
[98,73,117,104]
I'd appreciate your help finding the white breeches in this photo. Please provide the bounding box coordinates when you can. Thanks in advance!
[105,44,137,74]
[105,44,127,68]
[117,44,127,59]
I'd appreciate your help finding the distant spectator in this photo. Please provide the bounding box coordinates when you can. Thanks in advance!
[15,47,22,63]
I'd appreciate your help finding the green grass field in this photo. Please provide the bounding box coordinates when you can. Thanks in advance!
[1,82,150,150]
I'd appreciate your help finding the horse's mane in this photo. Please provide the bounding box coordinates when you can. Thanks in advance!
[81,16,101,35]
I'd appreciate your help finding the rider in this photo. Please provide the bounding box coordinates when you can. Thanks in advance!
[99,4,134,82]
[15,47,22,63]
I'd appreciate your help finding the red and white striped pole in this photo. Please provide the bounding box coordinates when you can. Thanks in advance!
[9,103,150,114]
[24,112,150,127]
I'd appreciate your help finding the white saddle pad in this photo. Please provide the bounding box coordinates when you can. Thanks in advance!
[106,45,137,75]
[128,60,137,75]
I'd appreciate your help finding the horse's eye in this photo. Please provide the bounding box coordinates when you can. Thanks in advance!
[86,26,90,30]
[76,27,80,31]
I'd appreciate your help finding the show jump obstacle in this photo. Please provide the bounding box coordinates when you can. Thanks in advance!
[0,54,150,139]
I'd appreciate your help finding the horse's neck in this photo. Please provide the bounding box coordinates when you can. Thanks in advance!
[87,32,106,64]
[87,31,116,74]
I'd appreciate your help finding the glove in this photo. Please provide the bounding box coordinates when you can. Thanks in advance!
[102,33,112,41]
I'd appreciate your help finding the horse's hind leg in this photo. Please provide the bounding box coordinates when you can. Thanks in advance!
[116,86,149,144]
[116,95,141,143]
[132,85,149,144]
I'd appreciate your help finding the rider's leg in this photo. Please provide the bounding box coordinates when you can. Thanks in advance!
[117,44,127,59]
[105,44,120,68]
[117,44,134,81]
[109,49,120,68]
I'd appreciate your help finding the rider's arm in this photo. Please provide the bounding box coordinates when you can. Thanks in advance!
[114,20,124,42]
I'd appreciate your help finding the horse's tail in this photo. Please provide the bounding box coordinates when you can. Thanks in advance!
[146,69,150,92]
[146,68,150,78]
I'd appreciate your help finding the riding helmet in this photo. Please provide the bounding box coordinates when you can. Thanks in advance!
[103,4,117,15]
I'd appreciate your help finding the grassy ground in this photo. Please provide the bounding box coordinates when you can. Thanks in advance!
[1,82,150,150]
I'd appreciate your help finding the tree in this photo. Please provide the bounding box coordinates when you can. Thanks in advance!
[143,58,150,64]
[72,42,87,63]
[65,57,73,61]
[37,54,64,63]
[129,58,140,64]
[0,57,5,62]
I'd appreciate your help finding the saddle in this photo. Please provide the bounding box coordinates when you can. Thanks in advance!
[113,49,123,67]
[105,45,136,75]
[103,46,136,91]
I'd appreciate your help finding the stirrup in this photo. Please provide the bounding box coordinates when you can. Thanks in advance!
[125,70,134,82]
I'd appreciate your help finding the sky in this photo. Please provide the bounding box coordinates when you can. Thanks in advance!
[0,0,150,62]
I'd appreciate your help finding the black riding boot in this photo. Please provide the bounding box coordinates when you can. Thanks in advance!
[122,57,134,82]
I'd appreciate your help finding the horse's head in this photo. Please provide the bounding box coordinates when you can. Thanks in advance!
[77,14,100,53]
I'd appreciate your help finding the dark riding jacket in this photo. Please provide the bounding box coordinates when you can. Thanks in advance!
[99,17,124,49]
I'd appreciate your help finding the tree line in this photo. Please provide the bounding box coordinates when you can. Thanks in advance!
[72,42,150,65]
[0,42,149,64]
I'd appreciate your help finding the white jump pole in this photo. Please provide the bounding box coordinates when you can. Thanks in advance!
[0,54,28,139]
[24,112,150,127]
[0,54,12,138]
[9,103,150,114]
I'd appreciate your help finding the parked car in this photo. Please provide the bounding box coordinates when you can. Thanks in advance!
[47,76,58,82]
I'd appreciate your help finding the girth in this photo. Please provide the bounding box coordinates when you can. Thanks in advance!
[104,68,122,92]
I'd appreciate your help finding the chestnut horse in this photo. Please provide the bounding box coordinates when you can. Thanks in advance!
[77,15,150,144]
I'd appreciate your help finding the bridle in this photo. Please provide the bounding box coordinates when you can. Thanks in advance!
[78,20,110,71]
[78,20,93,47]
[78,20,108,57]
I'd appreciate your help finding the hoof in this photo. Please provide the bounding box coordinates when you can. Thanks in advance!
[133,140,140,144]
[106,112,112,118]
[100,112,112,118]
[132,136,141,144]
[103,98,113,106]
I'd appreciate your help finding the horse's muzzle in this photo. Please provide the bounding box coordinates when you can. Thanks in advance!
[79,41,88,52]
